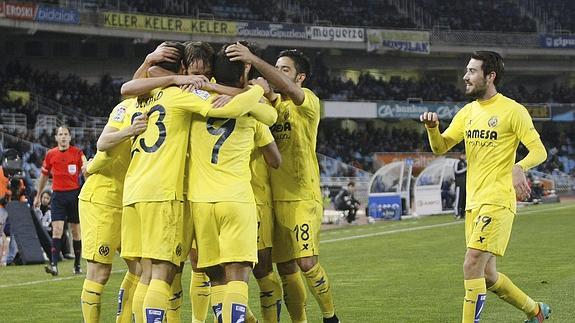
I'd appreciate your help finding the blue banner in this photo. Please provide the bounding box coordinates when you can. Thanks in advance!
[377,102,465,119]
[368,194,401,220]
[35,5,79,25]
[539,34,575,49]
[236,22,307,39]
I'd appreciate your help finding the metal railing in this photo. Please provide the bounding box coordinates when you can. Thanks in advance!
[0,113,27,132]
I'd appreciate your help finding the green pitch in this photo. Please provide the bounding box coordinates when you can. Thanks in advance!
[1,202,573,322]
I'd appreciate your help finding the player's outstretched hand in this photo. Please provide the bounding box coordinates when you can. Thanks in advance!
[173,75,209,90]
[250,77,271,95]
[130,114,148,136]
[226,42,256,64]
[419,111,439,128]
[145,42,180,65]
[212,94,233,109]
[81,158,93,178]
[512,165,531,200]
[33,195,41,209]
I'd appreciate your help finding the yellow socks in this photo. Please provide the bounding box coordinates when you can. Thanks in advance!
[462,278,486,323]
[280,272,307,323]
[488,272,538,317]
[191,271,211,323]
[81,279,104,323]
[143,279,170,322]
[302,263,335,319]
[222,281,249,323]
[116,272,140,323]
[167,272,183,323]
[132,282,149,323]
[256,272,283,323]
[210,284,226,323]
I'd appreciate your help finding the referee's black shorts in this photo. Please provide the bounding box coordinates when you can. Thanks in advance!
[51,189,80,223]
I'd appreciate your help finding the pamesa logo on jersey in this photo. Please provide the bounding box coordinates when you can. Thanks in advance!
[465,116,499,141]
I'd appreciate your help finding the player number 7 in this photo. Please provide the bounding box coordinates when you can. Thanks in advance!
[206,117,236,164]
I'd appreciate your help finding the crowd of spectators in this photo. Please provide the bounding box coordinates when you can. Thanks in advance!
[1,62,121,124]
[93,0,575,32]
[535,0,575,32]
[310,73,467,102]
[418,0,536,32]
[309,73,575,104]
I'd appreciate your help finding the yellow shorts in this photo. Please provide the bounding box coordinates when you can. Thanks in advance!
[465,204,514,256]
[192,201,257,268]
[121,201,192,265]
[257,204,274,250]
[79,200,121,264]
[272,200,322,263]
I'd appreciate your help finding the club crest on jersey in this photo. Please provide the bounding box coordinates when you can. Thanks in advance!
[193,89,210,101]
[112,106,127,122]
[99,244,110,256]
[488,116,498,128]
[283,110,290,121]
[68,164,77,175]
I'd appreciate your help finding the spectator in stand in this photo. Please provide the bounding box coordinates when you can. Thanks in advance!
[32,190,54,261]
[35,126,86,276]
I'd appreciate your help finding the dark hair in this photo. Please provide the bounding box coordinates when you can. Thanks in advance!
[183,41,214,74]
[213,41,260,87]
[347,181,355,187]
[56,125,70,135]
[470,51,504,86]
[41,190,52,197]
[277,49,311,76]
[155,41,185,73]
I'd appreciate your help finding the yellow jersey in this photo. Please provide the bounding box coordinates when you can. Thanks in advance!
[250,122,275,206]
[123,87,215,205]
[124,85,272,205]
[188,113,266,203]
[269,88,322,202]
[78,99,137,208]
[440,93,540,213]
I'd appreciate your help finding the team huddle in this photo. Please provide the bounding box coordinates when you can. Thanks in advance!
[40,40,551,323]
[77,40,339,323]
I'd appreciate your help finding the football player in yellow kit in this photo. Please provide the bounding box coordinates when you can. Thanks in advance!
[420,51,550,323]
[79,99,147,323]
[227,43,340,323]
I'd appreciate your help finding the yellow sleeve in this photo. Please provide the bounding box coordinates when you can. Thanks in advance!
[294,88,320,119]
[247,103,278,126]
[516,137,547,171]
[254,122,275,148]
[205,85,264,118]
[107,99,135,129]
[426,105,467,154]
[512,105,540,146]
[86,151,112,174]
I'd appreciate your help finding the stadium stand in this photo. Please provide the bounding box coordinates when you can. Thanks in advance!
[92,0,575,32]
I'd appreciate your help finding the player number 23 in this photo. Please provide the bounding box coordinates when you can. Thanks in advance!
[131,104,167,155]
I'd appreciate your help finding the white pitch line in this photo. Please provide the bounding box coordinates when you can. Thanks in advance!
[321,203,574,244]
[0,269,126,289]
